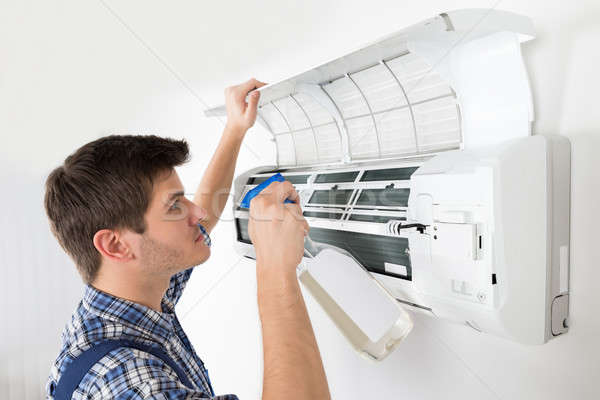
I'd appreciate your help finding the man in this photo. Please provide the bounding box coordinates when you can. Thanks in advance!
[44,78,331,399]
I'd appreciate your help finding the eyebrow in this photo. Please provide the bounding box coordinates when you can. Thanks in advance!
[164,190,185,207]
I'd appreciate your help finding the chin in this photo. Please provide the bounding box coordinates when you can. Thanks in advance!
[195,247,211,265]
[182,240,211,269]
[180,252,210,272]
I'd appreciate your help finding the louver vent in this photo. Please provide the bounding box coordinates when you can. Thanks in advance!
[303,211,341,220]
[356,188,410,208]
[348,214,405,223]
[314,171,359,183]
[360,167,419,181]
[308,190,354,206]
[247,174,310,185]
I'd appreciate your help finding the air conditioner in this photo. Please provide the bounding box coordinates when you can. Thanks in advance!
[206,9,571,345]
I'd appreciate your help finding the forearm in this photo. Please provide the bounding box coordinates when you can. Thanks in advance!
[193,125,244,232]
[257,263,331,400]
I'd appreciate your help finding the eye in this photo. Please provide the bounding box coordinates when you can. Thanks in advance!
[168,199,182,212]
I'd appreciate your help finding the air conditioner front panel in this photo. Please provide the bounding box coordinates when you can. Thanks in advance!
[231,135,571,345]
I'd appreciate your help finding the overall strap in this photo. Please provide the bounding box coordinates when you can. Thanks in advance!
[53,339,195,400]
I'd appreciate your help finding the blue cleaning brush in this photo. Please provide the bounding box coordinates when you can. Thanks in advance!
[240,173,295,209]
[197,223,211,247]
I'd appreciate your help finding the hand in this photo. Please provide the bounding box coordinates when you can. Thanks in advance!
[248,181,309,272]
[224,78,267,134]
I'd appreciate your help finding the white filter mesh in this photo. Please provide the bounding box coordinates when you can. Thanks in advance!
[314,123,342,163]
[346,116,379,159]
[350,64,407,112]
[259,103,290,134]
[273,96,310,130]
[267,51,461,166]
[385,52,430,82]
[294,129,319,165]
[292,92,334,125]
[386,53,452,103]
[402,73,453,103]
[375,108,416,155]
[412,96,461,151]
[323,77,369,118]
[275,133,296,165]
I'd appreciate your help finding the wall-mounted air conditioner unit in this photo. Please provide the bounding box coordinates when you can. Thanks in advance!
[206,9,571,346]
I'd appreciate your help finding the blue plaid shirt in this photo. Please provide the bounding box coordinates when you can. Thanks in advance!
[46,268,238,399]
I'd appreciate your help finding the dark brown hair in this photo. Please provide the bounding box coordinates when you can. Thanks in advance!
[44,135,190,283]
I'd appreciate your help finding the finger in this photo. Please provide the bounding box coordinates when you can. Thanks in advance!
[238,78,262,94]
[284,212,308,239]
[276,181,299,204]
[291,202,303,217]
[260,181,299,207]
[302,219,310,235]
[284,202,303,220]
[259,180,279,197]
[283,206,309,234]
[246,91,260,119]
[254,80,267,88]
[260,181,284,198]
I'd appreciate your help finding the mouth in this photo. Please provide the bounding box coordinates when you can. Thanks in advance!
[196,223,212,247]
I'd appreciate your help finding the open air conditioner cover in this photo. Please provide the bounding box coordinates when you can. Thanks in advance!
[207,8,535,166]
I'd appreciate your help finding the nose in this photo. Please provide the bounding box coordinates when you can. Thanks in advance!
[188,200,208,224]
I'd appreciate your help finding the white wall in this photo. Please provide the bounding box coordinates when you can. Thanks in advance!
[1,0,598,399]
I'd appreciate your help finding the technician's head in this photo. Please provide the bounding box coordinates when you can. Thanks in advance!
[44,135,210,285]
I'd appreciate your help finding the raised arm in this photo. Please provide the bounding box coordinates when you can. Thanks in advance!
[249,181,332,400]
[193,78,266,233]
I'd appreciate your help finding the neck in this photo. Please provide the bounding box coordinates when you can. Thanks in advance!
[91,265,170,312]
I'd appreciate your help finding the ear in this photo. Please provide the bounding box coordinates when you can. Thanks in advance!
[93,229,135,263]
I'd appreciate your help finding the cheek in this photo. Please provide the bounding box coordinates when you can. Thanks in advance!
[154,220,191,247]
[174,220,190,236]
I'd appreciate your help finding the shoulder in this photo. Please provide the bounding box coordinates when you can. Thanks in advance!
[79,347,186,399]
[50,309,125,374]
[49,346,193,399]
[80,347,240,399]
[47,305,127,398]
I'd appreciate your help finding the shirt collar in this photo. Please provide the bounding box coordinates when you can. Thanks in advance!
[82,284,174,343]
